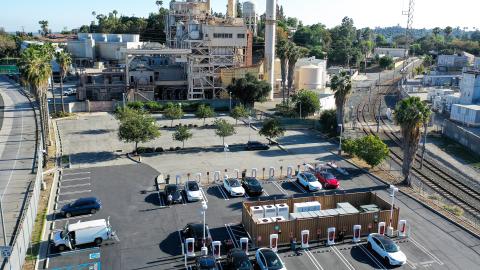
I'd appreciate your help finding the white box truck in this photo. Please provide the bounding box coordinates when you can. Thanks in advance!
[53,219,114,251]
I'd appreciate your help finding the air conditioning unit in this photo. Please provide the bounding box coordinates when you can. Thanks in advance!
[271,216,286,222]
[293,202,307,213]
[263,205,276,218]
[275,204,289,219]
[257,217,273,224]
[250,206,264,218]
[306,201,321,211]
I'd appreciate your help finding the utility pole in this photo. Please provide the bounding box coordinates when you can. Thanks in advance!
[420,122,427,169]
[401,0,415,76]
[377,99,382,133]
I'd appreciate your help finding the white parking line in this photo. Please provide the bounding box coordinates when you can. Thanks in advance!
[63,172,91,176]
[61,177,91,182]
[290,180,307,194]
[200,188,209,203]
[357,244,387,270]
[409,237,444,265]
[406,259,417,269]
[217,186,230,201]
[304,249,324,270]
[330,246,355,270]
[262,189,269,196]
[59,190,91,196]
[60,183,91,189]
[271,181,288,196]
[225,224,239,248]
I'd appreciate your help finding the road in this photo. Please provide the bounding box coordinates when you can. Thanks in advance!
[0,77,37,245]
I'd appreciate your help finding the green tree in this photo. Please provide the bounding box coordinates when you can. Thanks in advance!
[214,119,236,146]
[423,54,433,67]
[118,108,160,153]
[342,138,358,156]
[164,103,184,127]
[236,0,243,17]
[55,51,72,113]
[375,34,388,47]
[38,20,49,36]
[172,125,192,148]
[227,73,271,107]
[0,32,17,57]
[355,135,389,168]
[286,43,307,101]
[195,104,215,125]
[444,26,453,40]
[379,56,394,69]
[328,17,357,65]
[230,104,249,125]
[394,97,431,185]
[432,27,442,37]
[259,118,285,143]
[291,89,320,118]
[276,38,290,102]
[330,71,352,132]
[319,109,337,136]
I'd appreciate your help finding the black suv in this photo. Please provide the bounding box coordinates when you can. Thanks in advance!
[245,141,270,151]
[60,197,101,218]
[181,223,212,249]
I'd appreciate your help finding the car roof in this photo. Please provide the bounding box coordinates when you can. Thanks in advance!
[226,178,239,183]
[372,234,395,245]
[68,219,106,231]
[74,197,97,203]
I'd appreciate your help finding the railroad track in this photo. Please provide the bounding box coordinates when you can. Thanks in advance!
[354,74,480,221]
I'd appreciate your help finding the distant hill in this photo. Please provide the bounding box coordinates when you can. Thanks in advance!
[373,25,473,41]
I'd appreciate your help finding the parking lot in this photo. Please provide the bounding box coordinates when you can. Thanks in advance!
[45,114,480,270]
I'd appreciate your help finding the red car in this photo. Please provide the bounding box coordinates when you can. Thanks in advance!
[314,171,339,189]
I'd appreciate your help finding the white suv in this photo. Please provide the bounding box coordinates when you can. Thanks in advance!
[296,172,322,191]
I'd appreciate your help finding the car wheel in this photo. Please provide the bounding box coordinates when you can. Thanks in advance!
[367,242,372,249]
[384,257,390,265]
[90,209,97,214]
[94,237,103,245]
[65,212,71,218]
[58,245,66,252]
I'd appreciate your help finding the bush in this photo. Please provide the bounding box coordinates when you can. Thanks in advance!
[127,101,144,110]
[51,111,73,119]
[155,147,164,152]
[342,138,358,156]
[175,146,181,151]
[319,109,337,136]
[136,147,147,154]
[169,147,175,151]
[443,205,464,216]
[144,101,162,112]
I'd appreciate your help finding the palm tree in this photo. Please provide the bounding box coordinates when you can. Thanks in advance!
[56,51,72,113]
[276,38,290,103]
[444,26,453,39]
[286,43,306,104]
[112,10,118,19]
[394,97,431,186]
[20,45,53,153]
[330,71,352,133]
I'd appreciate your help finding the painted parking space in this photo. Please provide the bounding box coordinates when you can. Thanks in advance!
[47,247,101,269]
[282,252,322,270]
[396,238,444,269]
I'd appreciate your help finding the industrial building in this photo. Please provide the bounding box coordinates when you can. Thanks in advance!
[437,52,475,71]
[373,47,408,58]
[422,73,461,87]
[459,69,480,105]
[294,57,328,90]
[77,67,126,101]
[67,33,144,66]
[450,104,480,127]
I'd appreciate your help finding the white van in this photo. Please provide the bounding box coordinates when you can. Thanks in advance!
[53,219,113,251]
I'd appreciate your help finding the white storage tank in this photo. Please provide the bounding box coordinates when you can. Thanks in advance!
[296,64,323,90]
[250,206,264,219]
[263,205,277,218]
[275,203,289,219]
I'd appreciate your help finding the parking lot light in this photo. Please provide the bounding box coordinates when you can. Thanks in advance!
[389,185,399,228]
[201,201,208,249]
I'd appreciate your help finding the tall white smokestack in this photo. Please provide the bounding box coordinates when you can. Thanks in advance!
[265,0,276,100]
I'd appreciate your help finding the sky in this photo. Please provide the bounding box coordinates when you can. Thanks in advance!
[1,0,480,33]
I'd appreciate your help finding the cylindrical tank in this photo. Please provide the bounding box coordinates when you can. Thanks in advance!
[189,20,200,40]
[243,1,256,17]
[297,65,323,90]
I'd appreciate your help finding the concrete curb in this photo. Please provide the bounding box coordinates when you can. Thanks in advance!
[126,153,142,163]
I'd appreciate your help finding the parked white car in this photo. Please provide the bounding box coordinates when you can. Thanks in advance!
[296,172,322,191]
[255,248,287,270]
[367,233,407,266]
[184,181,203,202]
[223,178,245,197]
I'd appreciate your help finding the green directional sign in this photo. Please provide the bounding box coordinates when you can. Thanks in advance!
[0,65,19,75]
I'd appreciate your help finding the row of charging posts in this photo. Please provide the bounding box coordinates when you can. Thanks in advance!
[266,219,409,252]
[185,237,251,258]
[184,220,408,261]
[210,166,296,182]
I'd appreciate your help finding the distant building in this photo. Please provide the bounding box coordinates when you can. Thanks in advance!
[459,70,480,105]
[77,68,126,101]
[66,33,144,66]
[437,52,475,71]
[422,74,461,87]
[450,104,480,127]
[373,48,408,58]
[474,57,480,70]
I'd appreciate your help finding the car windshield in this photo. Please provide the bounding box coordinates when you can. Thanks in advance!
[263,251,283,268]
[188,182,199,191]
[322,173,335,179]
[305,173,317,182]
[228,179,241,187]
[166,185,178,193]
[245,178,260,186]
[234,259,253,269]
[384,243,400,253]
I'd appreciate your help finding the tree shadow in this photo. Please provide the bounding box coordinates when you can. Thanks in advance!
[69,151,120,164]
[144,192,161,206]
[73,129,114,135]
[159,231,183,256]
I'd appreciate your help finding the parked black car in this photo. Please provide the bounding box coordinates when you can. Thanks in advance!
[245,141,270,151]
[181,223,212,249]
[195,255,218,270]
[227,248,253,270]
[241,177,263,196]
[164,184,183,205]
[60,197,101,218]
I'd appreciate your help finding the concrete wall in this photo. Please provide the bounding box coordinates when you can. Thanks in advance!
[67,100,119,113]
[443,120,480,154]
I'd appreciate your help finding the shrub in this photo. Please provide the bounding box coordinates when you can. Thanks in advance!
[342,138,358,156]
[155,147,164,152]
[144,101,162,112]
[319,109,337,136]
[169,147,175,151]
[127,101,144,110]
[136,147,147,154]
[443,205,464,216]
[175,146,181,151]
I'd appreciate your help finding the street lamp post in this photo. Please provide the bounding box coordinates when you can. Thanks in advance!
[338,124,343,155]
[201,201,208,255]
[389,185,399,229]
